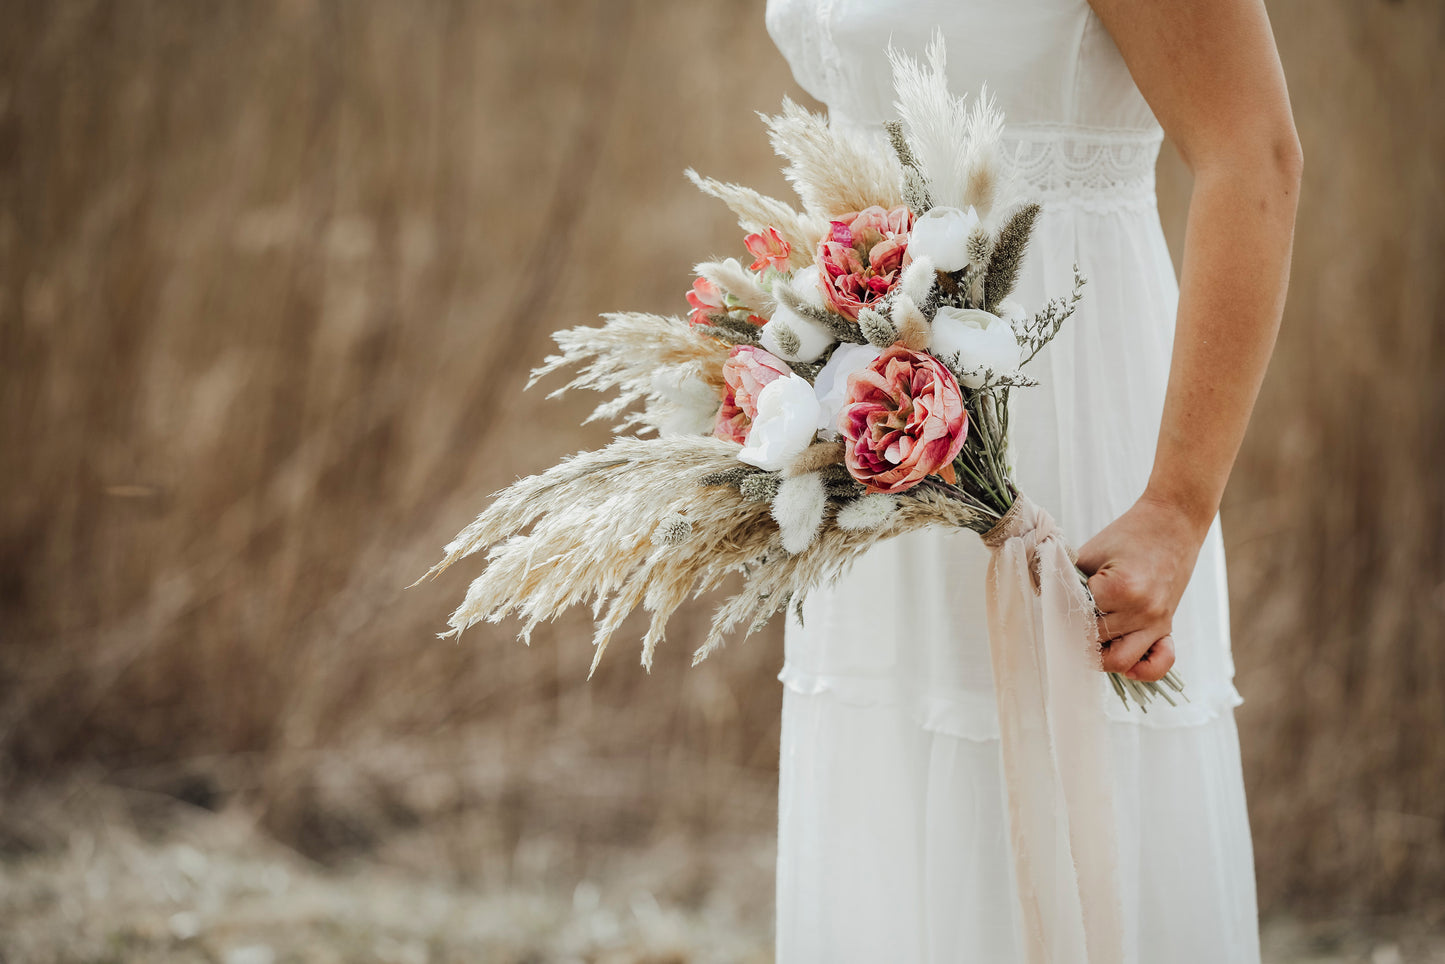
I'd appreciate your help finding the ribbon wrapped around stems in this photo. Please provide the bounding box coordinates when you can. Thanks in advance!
[982,495,1126,964]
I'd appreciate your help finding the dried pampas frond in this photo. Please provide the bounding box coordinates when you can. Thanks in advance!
[684,169,822,269]
[529,311,730,433]
[959,88,1006,215]
[887,32,1006,215]
[688,485,978,665]
[761,97,907,220]
[420,436,777,675]
[418,435,978,676]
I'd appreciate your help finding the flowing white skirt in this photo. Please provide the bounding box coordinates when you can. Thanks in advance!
[775,690,1260,963]
[772,127,1260,963]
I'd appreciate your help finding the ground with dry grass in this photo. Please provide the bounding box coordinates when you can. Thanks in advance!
[3,782,1444,964]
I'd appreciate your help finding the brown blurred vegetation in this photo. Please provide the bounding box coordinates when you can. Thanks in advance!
[0,0,1441,946]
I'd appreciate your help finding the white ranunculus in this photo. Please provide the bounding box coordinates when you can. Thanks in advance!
[906,205,980,273]
[759,302,834,362]
[738,374,821,470]
[810,342,882,436]
[789,263,828,308]
[931,306,1021,389]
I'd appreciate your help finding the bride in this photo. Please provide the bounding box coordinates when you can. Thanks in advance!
[764,0,1301,961]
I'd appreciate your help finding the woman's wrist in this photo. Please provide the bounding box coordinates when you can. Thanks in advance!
[1139,479,1218,542]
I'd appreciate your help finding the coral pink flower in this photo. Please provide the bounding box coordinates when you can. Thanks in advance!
[744,226,792,272]
[713,345,792,444]
[839,346,968,494]
[817,205,914,320]
[686,276,726,326]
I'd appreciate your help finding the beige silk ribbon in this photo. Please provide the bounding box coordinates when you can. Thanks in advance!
[982,494,1126,964]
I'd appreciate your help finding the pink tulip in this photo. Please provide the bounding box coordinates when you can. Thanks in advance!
[686,276,726,326]
[744,227,792,272]
[839,346,968,494]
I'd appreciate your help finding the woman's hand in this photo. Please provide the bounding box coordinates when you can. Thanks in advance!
[1074,494,1211,682]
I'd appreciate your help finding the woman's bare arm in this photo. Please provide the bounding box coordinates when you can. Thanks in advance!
[1075,0,1303,681]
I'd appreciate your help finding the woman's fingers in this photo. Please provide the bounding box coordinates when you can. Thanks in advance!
[1087,561,1177,681]
[1125,634,1176,682]
[1099,627,1160,675]
[1090,567,1155,643]
[1095,608,1151,645]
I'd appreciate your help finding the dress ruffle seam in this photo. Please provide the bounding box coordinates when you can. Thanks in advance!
[777,663,1244,741]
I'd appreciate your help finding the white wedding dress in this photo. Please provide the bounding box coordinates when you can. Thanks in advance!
[764,2,1261,961]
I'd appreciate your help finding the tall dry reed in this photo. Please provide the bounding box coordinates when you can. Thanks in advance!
[0,0,1440,918]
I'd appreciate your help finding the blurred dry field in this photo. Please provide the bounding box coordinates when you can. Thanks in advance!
[0,0,1441,961]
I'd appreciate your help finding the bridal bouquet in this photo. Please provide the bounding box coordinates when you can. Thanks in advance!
[417,40,1181,712]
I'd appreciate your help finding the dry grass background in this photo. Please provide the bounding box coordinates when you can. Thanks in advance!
[0,0,1441,959]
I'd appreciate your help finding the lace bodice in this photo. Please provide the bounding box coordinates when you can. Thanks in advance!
[765,0,1163,211]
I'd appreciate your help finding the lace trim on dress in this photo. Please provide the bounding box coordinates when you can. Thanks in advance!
[777,661,1244,741]
[998,125,1163,213]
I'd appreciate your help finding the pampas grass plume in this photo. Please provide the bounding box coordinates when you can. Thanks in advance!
[888,33,1005,214]
[762,97,907,220]
[684,168,822,268]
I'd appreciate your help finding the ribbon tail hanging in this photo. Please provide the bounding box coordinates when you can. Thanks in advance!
[983,494,1126,964]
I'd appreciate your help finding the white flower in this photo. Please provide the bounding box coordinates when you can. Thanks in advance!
[789,263,828,308]
[931,306,1021,388]
[738,374,821,470]
[758,264,837,362]
[906,205,979,273]
[650,369,719,437]
[810,342,882,436]
[759,303,834,362]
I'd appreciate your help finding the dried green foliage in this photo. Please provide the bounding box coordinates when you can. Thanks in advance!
[859,308,898,348]
[699,312,763,346]
[983,202,1041,310]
